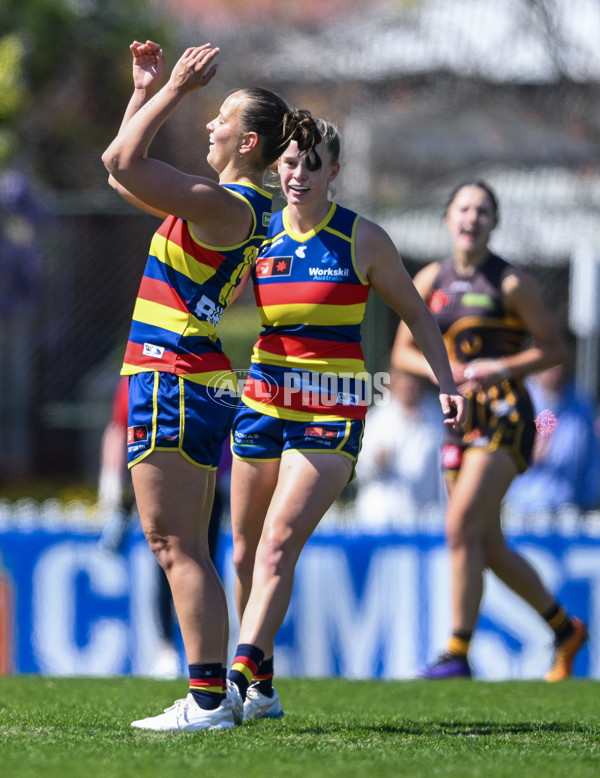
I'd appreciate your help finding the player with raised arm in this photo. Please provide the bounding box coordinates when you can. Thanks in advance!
[102,40,320,731]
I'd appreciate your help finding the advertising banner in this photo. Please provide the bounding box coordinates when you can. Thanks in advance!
[0,526,596,679]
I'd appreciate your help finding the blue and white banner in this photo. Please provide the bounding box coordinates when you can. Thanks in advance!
[0,526,596,679]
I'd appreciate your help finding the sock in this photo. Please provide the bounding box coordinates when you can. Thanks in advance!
[253,656,274,697]
[228,643,264,700]
[543,603,574,644]
[188,663,225,710]
[446,631,472,658]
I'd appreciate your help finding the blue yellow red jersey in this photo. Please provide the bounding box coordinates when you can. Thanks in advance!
[121,183,272,385]
[241,202,371,421]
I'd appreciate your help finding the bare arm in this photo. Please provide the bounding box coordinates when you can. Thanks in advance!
[107,40,170,218]
[356,219,465,426]
[391,262,445,382]
[102,44,253,241]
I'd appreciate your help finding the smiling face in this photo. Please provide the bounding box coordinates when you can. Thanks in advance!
[205,91,247,173]
[277,139,339,210]
[445,184,498,259]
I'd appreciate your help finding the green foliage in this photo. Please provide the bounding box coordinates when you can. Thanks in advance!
[0,0,174,186]
[219,300,262,371]
[1,677,599,778]
[0,34,25,167]
[0,35,25,118]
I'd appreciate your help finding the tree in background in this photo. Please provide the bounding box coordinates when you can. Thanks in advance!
[0,0,172,189]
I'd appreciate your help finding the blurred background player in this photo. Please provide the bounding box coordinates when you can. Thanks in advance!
[227,120,465,720]
[392,180,587,681]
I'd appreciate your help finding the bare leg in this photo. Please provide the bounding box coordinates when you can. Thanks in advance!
[237,451,352,656]
[484,511,556,615]
[445,449,518,634]
[230,458,280,625]
[446,448,558,635]
[132,452,228,663]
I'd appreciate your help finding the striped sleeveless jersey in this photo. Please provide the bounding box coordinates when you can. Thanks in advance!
[241,202,371,421]
[429,252,534,434]
[121,183,272,385]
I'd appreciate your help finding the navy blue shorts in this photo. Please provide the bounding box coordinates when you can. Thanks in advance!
[231,402,365,467]
[126,372,235,468]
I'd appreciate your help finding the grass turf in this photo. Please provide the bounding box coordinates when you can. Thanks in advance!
[0,676,599,778]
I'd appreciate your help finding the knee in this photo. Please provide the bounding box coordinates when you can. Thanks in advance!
[232,542,256,584]
[255,533,293,579]
[445,508,482,552]
[144,531,172,571]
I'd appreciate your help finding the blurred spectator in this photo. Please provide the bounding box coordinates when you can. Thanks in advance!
[0,171,46,481]
[0,171,44,321]
[354,368,446,529]
[505,361,600,514]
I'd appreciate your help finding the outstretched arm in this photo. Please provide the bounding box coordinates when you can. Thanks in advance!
[357,218,466,427]
[102,44,224,222]
[108,40,169,217]
[120,40,167,130]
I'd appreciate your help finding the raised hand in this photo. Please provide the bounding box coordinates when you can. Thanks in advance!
[168,44,220,93]
[130,39,166,92]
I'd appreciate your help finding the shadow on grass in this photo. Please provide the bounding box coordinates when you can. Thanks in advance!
[290,720,598,737]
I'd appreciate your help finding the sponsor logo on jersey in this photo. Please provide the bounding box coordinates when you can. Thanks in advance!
[262,212,272,227]
[462,293,494,309]
[194,294,225,326]
[459,334,483,357]
[143,343,165,359]
[305,426,340,438]
[308,266,349,278]
[321,250,339,267]
[337,391,359,406]
[429,290,451,313]
[256,256,293,277]
[128,425,148,444]
[449,280,472,293]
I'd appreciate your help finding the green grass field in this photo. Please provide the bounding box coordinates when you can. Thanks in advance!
[1,676,599,778]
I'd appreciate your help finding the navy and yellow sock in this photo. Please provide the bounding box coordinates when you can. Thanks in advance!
[543,603,574,644]
[446,631,472,657]
[188,663,225,710]
[253,656,274,698]
[228,643,264,701]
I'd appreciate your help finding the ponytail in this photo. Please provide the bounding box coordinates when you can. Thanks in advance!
[235,87,321,169]
[282,109,322,170]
